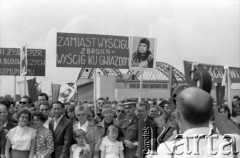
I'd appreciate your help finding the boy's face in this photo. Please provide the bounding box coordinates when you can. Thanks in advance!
[76,135,85,145]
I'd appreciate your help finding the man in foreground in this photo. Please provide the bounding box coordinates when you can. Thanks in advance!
[152,87,240,158]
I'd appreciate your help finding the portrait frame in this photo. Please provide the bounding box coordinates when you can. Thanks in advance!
[129,36,157,70]
[58,83,76,103]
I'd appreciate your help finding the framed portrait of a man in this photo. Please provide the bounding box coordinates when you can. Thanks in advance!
[130,36,157,70]
[58,83,76,103]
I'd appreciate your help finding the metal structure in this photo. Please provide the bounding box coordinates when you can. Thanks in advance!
[77,62,185,83]
[77,68,124,80]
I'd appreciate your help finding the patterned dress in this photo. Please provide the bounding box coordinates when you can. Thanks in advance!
[71,144,91,158]
[100,136,124,158]
[35,128,54,158]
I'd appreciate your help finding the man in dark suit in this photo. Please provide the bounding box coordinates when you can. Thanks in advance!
[135,102,157,158]
[0,100,17,158]
[49,101,73,158]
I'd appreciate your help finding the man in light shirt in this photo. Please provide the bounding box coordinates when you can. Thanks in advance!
[73,104,102,158]
[150,87,240,158]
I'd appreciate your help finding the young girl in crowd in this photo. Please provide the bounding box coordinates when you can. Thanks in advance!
[70,129,91,158]
[100,125,124,158]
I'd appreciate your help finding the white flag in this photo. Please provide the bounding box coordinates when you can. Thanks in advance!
[221,69,227,86]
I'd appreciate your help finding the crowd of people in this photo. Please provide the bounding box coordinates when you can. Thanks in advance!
[0,90,240,158]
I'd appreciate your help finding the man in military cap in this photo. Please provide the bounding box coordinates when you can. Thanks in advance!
[153,87,240,158]
[120,99,140,158]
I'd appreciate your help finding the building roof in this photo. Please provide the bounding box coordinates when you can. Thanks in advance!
[76,79,93,86]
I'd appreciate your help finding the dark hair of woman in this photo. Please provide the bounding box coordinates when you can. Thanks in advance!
[16,107,32,122]
[32,111,48,122]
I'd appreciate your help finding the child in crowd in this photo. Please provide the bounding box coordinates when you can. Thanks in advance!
[100,125,124,158]
[70,129,91,158]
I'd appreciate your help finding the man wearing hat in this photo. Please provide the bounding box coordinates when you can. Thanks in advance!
[120,99,140,158]
[132,38,154,68]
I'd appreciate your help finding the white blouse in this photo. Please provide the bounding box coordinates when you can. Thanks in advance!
[7,126,36,150]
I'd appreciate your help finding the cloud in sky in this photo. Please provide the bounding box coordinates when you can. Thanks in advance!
[0,0,240,95]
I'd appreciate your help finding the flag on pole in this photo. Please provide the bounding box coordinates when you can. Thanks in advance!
[169,66,178,98]
[27,78,40,103]
[18,80,29,96]
[20,45,28,76]
[222,65,232,113]
[17,78,41,99]
[58,83,77,103]
[221,68,227,86]
[51,83,61,102]
[227,67,232,114]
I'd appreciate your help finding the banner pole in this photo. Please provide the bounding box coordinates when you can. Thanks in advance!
[14,75,16,100]
[94,68,97,115]
[138,70,143,103]
[24,75,26,96]
[227,68,232,114]
[76,87,78,102]
[168,66,173,98]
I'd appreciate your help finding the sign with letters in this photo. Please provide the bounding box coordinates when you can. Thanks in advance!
[56,32,129,69]
[184,60,240,83]
[0,48,20,75]
[0,47,46,76]
[27,49,45,76]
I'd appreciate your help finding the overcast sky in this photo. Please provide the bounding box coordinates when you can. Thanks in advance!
[0,0,240,96]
